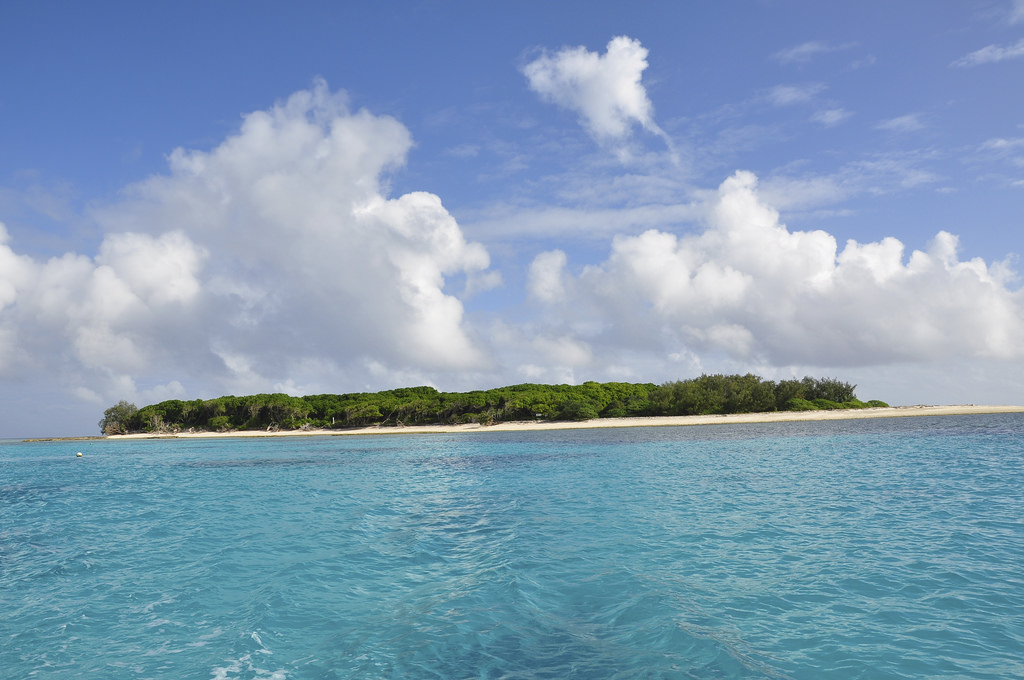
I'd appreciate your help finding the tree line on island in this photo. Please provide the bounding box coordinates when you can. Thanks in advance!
[98,374,888,435]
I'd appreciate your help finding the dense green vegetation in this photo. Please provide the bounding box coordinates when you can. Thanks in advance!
[98,400,139,435]
[100,375,887,435]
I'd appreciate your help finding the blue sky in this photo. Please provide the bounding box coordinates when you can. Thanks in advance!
[2,0,1023,436]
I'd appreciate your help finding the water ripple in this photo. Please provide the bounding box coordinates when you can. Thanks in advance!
[2,415,1023,678]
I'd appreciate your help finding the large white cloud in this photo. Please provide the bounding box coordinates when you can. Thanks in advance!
[528,170,1024,368]
[0,221,206,405]
[523,36,664,143]
[108,81,494,377]
[0,80,494,411]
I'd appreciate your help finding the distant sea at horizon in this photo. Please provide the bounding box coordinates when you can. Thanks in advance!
[2,415,1023,679]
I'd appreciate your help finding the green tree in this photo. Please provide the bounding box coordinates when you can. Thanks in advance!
[805,377,857,403]
[99,400,139,435]
[557,400,600,421]
[207,415,233,432]
[774,379,806,408]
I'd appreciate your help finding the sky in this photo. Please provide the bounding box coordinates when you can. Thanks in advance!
[2,0,1023,437]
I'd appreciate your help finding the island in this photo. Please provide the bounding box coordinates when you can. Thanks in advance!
[97,374,889,435]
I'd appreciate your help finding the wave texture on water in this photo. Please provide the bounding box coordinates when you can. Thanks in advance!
[2,415,1023,678]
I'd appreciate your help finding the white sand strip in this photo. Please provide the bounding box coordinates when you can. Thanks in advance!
[108,404,1024,440]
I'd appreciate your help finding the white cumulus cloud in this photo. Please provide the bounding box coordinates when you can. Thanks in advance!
[523,36,664,143]
[0,219,206,406]
[528,249,568,303]
[0,79,495,412]
[530,170,1024,368]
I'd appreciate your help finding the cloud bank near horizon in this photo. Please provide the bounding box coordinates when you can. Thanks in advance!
[528,171,1024,371]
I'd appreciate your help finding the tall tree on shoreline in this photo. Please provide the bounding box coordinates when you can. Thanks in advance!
[98,401,139,435]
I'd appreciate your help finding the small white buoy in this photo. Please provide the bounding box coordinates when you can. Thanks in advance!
[76,452,83,457]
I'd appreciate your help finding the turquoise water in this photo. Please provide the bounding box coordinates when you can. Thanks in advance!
[2,415,1023,679]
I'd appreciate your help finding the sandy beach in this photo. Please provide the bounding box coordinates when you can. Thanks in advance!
[106,404,1024,440]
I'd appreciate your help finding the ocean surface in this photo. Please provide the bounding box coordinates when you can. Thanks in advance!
[2,415,1023,679]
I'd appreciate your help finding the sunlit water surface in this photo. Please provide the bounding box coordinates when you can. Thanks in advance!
[2,415,1023,679]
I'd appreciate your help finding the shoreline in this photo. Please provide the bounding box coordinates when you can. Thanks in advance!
[62,404,1023,441]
